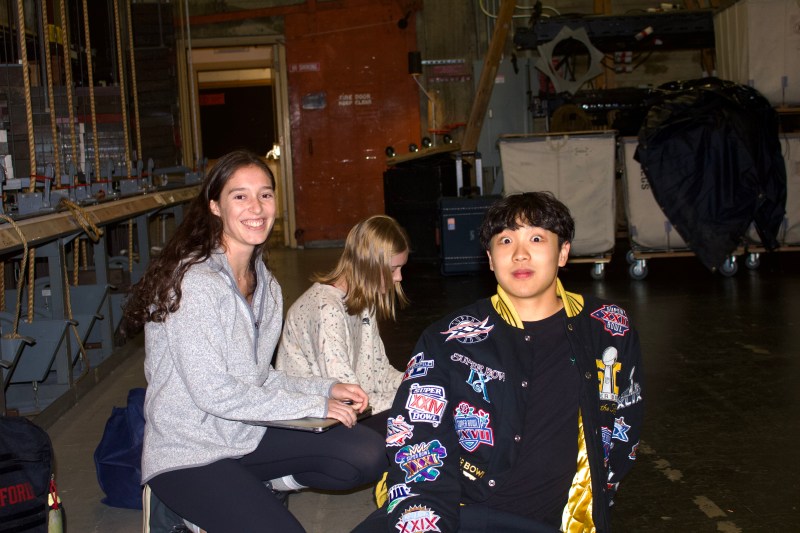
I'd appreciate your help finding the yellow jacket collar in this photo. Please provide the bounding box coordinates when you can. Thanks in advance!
[490,279,584,329]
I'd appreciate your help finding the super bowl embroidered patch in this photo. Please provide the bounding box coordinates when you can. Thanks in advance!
[590,304,630,337]
[394,440,448,483]
[403,353,435,381]
[453,402,494,451]
[387,483,418,513]
[386,415,415,447]
[394,505,442,532]
[440,315,494,344]
[405,384,447,426]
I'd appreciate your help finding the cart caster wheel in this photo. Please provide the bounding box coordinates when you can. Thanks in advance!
[625,249,637,265]
[590,263,606,280]
[629,260,648,281]
[443,134,453,144]
[745,253,760,270]
[385,146,396,157]
[421,136,432,148]
[409,143,419,153]
[719,256,738,277]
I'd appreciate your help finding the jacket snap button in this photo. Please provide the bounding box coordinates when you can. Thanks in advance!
[585,372,592,380]
[567,324,574,331]
[488,480,496,487]
[514,435,521,442]
[524,335,531,342]
[521,381,528,388]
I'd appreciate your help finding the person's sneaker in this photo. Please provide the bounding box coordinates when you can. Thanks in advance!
[264,481,291,508]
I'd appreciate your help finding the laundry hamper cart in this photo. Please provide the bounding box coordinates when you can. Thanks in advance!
[499,130,617,279]
[620,137,697,280]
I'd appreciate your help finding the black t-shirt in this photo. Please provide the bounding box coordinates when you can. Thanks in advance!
[485,308,580,527]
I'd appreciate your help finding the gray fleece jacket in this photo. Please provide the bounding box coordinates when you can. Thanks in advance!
[141,251,337,483]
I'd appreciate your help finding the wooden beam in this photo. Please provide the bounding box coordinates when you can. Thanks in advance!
[461,0,516,153]
[0,186,200,255]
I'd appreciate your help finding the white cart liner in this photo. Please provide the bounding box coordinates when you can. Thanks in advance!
[620,137,689,251]
[499,131,616,256]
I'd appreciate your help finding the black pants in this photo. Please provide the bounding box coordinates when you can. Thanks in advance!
[352,504,560,533]
[148,424,384,533]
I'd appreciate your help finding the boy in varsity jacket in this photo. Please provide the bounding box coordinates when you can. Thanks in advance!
[354,192,643,533]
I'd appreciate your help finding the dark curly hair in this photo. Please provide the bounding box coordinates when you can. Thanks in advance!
[479,191,575,251]
[123,150,275,333]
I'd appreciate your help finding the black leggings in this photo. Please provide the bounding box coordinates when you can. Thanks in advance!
[148,424,384,533]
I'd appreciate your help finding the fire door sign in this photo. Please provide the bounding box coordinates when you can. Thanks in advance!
[290,62,321,73]
[338,93,373,106]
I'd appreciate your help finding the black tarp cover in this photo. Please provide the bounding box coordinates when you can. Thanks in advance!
[635,78,786,271]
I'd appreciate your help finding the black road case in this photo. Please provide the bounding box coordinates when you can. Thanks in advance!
[439,195,501,275]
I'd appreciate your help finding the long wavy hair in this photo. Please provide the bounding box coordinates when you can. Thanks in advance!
[314,215,410,321]
[123,150,275,332]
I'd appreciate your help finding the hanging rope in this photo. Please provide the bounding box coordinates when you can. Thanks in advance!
[73,239,79,286]
[112,0,132,178]
[0,216,29,338]
[55,199,105,376]
[58,198,104,242]
[0,262,4,312]
[59,0,80,180]
[27,248,35,324]
[81,0,101,181]
[41,0,61,183]
[127,218,134,272]
[60,241,90,378]
[125,0,142,159]
[15,0,37,193]
[81,240,88,269]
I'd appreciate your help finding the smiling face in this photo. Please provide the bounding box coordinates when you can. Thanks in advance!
[487,222,570,321]
[208,164,276,262]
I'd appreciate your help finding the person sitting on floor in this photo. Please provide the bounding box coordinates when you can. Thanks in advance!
[276,215,410,432]
[123,150,385,533]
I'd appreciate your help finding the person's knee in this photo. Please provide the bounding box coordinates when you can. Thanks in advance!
[352,426,386,482]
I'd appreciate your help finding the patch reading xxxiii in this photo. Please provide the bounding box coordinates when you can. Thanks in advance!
[590,305,630,337]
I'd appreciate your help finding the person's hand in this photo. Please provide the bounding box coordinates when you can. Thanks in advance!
[326,398,360,428]
[330,383,369,412]
[326,383,369,428]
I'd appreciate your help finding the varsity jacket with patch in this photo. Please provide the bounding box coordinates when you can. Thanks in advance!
[382,281,643,533]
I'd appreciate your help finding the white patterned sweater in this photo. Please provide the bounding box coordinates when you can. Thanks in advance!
[276,283,403,412]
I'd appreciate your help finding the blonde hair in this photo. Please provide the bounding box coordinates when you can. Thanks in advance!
[315,215,410,320]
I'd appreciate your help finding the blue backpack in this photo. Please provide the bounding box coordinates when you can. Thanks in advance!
[94,387,146,509]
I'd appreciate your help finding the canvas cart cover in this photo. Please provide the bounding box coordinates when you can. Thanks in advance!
[635,78,786,271]
[500,131,616,256]
[621,137,688,251]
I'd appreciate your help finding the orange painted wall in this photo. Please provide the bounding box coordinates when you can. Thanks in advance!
[285,3,421,244]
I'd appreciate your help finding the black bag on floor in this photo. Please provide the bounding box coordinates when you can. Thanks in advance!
[94,387,146,509]
[0,416,56,532]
